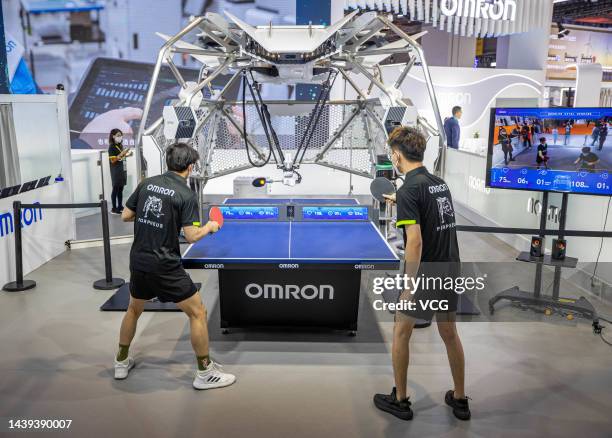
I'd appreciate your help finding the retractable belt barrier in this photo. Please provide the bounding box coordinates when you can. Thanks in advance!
[456,225,612,238]
[2,200,125,292]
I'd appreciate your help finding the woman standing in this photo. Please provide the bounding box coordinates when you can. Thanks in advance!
[108,129,132,215]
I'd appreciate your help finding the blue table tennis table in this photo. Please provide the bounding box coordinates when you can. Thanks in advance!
[182,198,400,332]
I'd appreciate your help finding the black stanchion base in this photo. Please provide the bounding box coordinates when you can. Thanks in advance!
[2,280,37,292]
[93,277,125,290]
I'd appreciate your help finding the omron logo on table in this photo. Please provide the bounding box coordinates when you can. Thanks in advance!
[245,283,335,300]
[0,202,43,238]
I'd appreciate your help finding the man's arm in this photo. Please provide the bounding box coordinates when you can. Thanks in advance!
[400,224,422,301]
[122,206,136,222]
[182,221,219,244]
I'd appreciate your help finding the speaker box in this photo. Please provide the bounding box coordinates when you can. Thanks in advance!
[552,238,567,260]
[530,236,544,257]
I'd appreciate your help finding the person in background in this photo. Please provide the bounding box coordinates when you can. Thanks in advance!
[444,106,462,149]
[108,129,132,215]
[552,126,558,145]
[536,137,549,170]
[574,147,600,172]
[499,126,514,165]
[521,123,532,150]
[598,122,607,151]
[591,123,601,147]
[511,125,521,150]
[564,122,572,146]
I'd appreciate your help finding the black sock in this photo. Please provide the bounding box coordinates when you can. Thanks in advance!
[197,355,210,371]
[117,344,130,361]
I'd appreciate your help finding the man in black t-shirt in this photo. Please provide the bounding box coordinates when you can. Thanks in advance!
[373,127,470,422]
[536,137,549,170]
[113,143,236,390]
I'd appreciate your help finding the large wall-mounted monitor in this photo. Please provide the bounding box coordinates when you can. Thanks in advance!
[486,107,612,196]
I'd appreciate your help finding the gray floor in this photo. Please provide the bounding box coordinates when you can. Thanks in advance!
[76,211,134,240]
[2,217,612,437]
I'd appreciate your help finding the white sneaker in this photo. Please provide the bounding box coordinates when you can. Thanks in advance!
[193,360,236,390]
[114,357,135,380]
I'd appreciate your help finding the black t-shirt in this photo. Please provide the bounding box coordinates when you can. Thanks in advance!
[537,143,548,160]
[579,152,599,169]
[108,143,124,169]
[396,167,460,263]
[126,172,199,272]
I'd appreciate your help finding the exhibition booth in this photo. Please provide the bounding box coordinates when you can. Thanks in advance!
[2,0,612,436]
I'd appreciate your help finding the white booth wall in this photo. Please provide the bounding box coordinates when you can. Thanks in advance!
[0,93,75,287]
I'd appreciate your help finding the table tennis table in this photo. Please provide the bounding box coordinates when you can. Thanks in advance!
[182,198,400,332]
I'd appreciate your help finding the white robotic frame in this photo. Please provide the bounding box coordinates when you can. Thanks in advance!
[136,10,447,197]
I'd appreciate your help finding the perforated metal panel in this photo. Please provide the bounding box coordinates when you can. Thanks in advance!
[153,100,387,179]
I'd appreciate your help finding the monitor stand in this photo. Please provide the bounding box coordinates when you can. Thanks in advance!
[489,192,599,325]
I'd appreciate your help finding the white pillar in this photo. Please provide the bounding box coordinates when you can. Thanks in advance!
[574,63,603,107]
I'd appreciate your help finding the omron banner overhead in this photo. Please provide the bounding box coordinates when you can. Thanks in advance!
[486,107,612,196]
[440,0,517,21]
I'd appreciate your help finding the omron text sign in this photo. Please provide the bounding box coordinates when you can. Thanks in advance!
[0,203,43,238]
[440,0,517,21]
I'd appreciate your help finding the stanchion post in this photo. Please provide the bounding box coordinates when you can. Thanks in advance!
[3,201,36,292]
[93,200,125,290]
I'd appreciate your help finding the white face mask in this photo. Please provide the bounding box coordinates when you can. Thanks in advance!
[391,151,402,175]
[114,135,123,144]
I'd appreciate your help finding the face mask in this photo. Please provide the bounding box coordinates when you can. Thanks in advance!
[391,151,402,175]
[114,135,123,144]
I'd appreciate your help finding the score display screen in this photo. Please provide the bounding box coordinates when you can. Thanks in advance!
[218,206,279,220]
[486,107,612,196]
[301,206,368,220]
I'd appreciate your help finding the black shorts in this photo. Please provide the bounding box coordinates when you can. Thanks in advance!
[129,268,197,303]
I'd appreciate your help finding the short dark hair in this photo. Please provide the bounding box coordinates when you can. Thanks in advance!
[166,142,199,172]
[388,126,427,162]
[452,106,462,116]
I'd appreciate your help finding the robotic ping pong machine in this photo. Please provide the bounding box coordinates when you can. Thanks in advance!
[136,10,447,208]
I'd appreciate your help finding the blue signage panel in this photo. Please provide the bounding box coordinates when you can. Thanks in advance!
[302,206,368,220]
[219,206,279,220]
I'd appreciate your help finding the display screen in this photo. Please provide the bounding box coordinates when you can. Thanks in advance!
[69,58,237,149]
[218,206,279,220]
[486,107,612,196]
[301,206,368,220]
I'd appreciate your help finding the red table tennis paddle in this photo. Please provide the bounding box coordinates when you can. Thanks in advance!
[208,206,224,229]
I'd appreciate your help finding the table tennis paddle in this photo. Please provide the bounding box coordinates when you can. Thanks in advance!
[370,177,396,202]
[208,206,224,229]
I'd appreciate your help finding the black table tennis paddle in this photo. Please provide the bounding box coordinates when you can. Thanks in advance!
[370,177,396,202]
